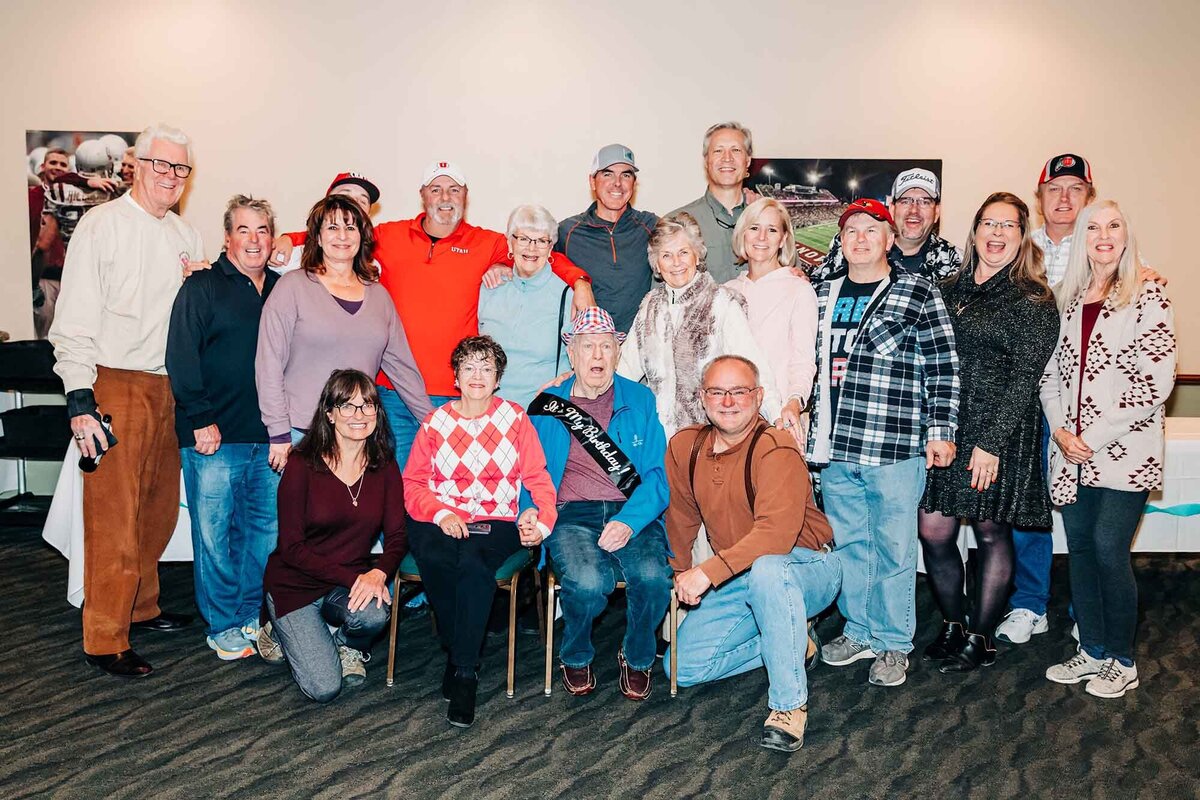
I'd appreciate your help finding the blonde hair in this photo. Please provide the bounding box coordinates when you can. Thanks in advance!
[731,198,797,268]
[1055,199,1142,311]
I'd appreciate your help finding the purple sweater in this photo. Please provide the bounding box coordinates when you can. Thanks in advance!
[256,270,433,438]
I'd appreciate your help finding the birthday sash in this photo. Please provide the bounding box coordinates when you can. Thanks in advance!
[528,392,642,498]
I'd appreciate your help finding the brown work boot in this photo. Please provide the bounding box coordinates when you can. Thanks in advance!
[560,663,596,696]
[617,650,652,701]
[761,706,808,752]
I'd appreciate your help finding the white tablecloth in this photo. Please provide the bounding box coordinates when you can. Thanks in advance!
[42,420,1200,606]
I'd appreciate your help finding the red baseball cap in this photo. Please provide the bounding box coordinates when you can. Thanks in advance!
[839,198,895,230]
[327,172,380,204]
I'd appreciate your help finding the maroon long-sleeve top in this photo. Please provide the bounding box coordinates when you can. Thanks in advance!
[264,456,407,618]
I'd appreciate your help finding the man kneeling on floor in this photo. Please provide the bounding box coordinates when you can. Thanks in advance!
[664,355,841,752]
[526,307,672,700]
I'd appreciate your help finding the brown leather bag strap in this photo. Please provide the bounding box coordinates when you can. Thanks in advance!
[688,425,713,499]
[743,422,769,513]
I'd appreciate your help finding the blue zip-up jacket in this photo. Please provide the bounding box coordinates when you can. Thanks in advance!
[521,374,668,538]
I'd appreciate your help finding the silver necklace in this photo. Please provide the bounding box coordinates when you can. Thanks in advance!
[346,470,365,507]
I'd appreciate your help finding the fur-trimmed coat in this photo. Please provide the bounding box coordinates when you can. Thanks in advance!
[617,271,782,437]
[1040,281,1176,504]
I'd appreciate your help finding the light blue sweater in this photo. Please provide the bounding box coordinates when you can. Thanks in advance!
[478,262,573,409]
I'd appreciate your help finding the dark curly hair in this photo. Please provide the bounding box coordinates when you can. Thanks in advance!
[295,369,394,472]
[450,335,508,383]
[300,194,378,283]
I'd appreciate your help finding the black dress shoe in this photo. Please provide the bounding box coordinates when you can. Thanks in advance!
[447,669,479,728]
[131,612,193,632]
[85,649,153,678]
[923,620,967,662]
[939,632,997,673]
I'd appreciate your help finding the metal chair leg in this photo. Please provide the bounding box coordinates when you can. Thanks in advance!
[506,572,520,699]
[532,566,546,638]
[386,572,402,688]
[544,571,556,696]
[669,591,679,698]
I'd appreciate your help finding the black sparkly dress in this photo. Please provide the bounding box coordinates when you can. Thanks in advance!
[921,264,1060,527]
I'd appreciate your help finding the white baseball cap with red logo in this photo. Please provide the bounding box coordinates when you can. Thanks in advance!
[421,160,467,187]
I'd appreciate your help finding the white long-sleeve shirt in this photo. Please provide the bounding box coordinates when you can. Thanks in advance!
[728,269,818,406]
[49,193,204,393]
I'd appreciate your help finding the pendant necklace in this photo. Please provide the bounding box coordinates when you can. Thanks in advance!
[346,471,365,507]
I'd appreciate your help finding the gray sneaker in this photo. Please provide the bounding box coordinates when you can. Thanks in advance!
[820,634,876,667]
[1085,659,1139,699]
[1045,648,1104,685]
[339,645,368,687]
[256,621,286,665]
[868,651,909,687]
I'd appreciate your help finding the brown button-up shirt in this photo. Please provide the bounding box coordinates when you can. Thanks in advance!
[665,422,833,586]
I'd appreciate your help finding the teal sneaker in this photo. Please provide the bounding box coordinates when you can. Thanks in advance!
[207,628,255,661]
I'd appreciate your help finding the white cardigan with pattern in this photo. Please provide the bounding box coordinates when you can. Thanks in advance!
[1039,281,1176,504]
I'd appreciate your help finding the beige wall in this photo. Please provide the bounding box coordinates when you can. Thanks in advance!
[3,0,1197,375]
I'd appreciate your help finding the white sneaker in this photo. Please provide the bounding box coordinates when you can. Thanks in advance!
[1086,659,1139,698]
[1045,648,1104,684]
[994,609,1049,644]
[339,645,368,687]
[1070,623,1079,642]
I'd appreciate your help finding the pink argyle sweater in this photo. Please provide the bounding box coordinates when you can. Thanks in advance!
[402,396,558,536]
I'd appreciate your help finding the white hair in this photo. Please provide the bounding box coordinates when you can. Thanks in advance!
[505,204,558,246]
[133,123,193,163]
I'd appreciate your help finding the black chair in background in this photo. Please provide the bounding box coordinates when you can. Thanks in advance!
[0,340,67,526]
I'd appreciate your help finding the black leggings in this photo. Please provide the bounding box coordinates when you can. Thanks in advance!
[407,518,522,668]
[1061,485,1148,664]
[918,510,1014,637]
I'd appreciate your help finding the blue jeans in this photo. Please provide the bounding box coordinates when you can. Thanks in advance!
[821,456,926,653]
[544,500,673,671]
[1010,421,1054,615]
[379,388,456,469]
[266,588,391,703]
[181,444,279,636]
[667,547,842,711]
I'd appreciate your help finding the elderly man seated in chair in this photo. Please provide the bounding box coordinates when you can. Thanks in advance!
[524,307,672,700]
[664,355,841,753]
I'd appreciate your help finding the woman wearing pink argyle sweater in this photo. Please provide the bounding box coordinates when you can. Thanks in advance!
[403,335,558,728]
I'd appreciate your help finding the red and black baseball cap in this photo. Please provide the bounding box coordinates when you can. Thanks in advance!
[1037,154,1092,186]
[839,198,896,230]
[327,172,380,204]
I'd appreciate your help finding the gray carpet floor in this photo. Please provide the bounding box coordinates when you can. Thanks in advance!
[0,524,1196,799]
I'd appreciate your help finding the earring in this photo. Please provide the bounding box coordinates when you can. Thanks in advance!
[506,251,513,260]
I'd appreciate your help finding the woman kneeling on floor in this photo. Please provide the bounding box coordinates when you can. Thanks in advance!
[261,369,407,702]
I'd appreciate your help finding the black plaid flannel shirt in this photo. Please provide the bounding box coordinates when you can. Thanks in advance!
[806,264,959,466]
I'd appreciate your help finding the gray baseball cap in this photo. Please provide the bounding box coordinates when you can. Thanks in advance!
[590,143,638,175]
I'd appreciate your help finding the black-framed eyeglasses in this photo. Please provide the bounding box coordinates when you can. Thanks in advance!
[511,234,552,249]
[334,401,378,417]
[700,387,759,401]
[138,157,192,178]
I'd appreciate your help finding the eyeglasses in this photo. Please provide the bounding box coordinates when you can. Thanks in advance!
[334,401,378,417]
[512,234,552,249]
[700,387,759,401]
[978,219,1021,232]
[459,364,497,377]
[138,157,193,178]
[894,197,936,209]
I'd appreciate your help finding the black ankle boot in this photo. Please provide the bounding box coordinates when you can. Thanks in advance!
[441,658,454,701]
[447,668,479,728]
[922,620,966,662]
[938,632,996,673]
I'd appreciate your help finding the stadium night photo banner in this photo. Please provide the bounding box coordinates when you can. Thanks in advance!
[747,158,942,268]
